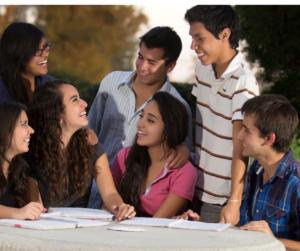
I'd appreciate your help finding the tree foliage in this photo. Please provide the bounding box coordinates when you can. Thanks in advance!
[235,6,300,118]
[0,5,148,83]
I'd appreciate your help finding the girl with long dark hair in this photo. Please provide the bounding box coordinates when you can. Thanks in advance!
[0,22,53,104]
[110,92,197,218]
[0,101,44,219]
[27,79,135,220]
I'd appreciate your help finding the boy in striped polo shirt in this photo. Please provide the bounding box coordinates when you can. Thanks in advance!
[238,95,300,250]
[183,5,259,225]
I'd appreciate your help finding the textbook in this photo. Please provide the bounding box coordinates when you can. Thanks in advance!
[48,207,114,220]
[0,217,109,230]
[120,217,231,232]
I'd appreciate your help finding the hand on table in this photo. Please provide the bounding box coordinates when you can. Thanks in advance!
[14,202,46,220]
[219,201,240,226]
[173,209,201,221]
[112,203,136,221]
[84,128,98,146]
[165,145,190,169]
[239,220,274,236]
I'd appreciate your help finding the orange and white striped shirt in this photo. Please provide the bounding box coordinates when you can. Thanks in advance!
[192,51,260,205]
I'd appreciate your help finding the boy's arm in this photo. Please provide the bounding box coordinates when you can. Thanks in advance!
[86,77,109,137]
[219,120,248,226]
[278,239,300,251]
[240,221,300,251]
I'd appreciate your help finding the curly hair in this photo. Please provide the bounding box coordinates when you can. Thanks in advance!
[29,79,96,206]
[0,101,29,207]
[118,92,189,212]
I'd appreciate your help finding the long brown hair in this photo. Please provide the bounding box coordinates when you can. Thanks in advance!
[29,79,96,206]
[0,101,28,207]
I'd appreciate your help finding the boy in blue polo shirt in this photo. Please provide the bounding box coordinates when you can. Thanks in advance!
[238,94,300,250]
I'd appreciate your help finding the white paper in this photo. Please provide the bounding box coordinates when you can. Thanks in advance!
[168,219,231,232]
[39,212,61,218]
[107,225,147,232]
[0,219,75,230]
[39,217,109,228]
[48,207,114,220]
[120,217,178,227]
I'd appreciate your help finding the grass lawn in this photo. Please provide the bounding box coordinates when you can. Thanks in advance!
[290,137,300,162]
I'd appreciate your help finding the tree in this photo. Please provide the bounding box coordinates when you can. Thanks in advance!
[235,6,300,117]
[0,5,148,83]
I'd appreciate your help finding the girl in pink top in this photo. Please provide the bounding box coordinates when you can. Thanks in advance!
[111,92,197,218]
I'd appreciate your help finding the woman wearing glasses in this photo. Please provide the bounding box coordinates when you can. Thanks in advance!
[0,22,53,104]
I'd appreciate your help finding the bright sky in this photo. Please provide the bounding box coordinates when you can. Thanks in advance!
[1,3,260,84]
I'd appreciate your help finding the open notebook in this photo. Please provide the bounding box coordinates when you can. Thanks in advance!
[120,217,230,232]
[48,207,114,220]
[0,217,109,230]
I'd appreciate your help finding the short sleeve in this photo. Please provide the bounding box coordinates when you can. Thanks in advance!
[111,147,130,181]
[232,75,259,122]
[92,142,106,166]
[169,161,197,201]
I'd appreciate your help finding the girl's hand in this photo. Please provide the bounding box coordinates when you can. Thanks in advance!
[111,203,136,221]
[14,202,45,220]
[173,209,201,221]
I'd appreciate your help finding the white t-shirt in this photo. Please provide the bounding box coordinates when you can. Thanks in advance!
[192,51,260,205]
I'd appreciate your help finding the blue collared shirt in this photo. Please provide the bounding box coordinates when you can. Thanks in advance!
[240,149,300,240]
[87,70,193,209]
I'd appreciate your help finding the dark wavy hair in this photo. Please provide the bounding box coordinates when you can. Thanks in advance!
[0,101,28,207]
[0,22,44,104]
[185,5,241,49]
[139,26,182,66]
[28,79,96,206]
[118,92,189,212]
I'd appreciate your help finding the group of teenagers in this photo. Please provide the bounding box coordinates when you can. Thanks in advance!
[0,4,300,250]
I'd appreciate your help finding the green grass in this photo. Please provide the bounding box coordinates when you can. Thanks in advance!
[290,137,300,162]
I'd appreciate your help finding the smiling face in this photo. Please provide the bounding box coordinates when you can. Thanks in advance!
[189,21,224,66]
[5,110,34,161]
[136,100,165,149]
[237,114,266,159]
[59,84,88,135]
[22,37,49,79]
[135,42,175,87]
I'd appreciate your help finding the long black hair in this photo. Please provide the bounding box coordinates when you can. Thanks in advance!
[0,22,44,104]
[118,92,189,212]
[0,101,28,207]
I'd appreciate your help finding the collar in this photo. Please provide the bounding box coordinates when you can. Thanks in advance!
[117,70,172,93]
[255,148,294,180]
[208,50,243,81]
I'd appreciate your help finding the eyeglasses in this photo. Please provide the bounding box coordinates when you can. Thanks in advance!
[35,43,51,57]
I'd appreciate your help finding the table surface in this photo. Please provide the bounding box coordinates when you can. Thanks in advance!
[0,221,285,251]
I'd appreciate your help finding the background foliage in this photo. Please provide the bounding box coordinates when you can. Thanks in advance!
[0,5,148,83]
[235,5,300,124]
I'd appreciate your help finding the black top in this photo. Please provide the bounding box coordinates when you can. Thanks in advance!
[26,142,105,208]
[0,180,18,208]
[0,75,54,103]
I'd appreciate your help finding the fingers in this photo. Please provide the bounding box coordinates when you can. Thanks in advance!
[112,204,136,221]
[166,150,179,169]
[239,220,270,232]
[173,210,200,221]
[166,145,190,169]
[84,128,98,145]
